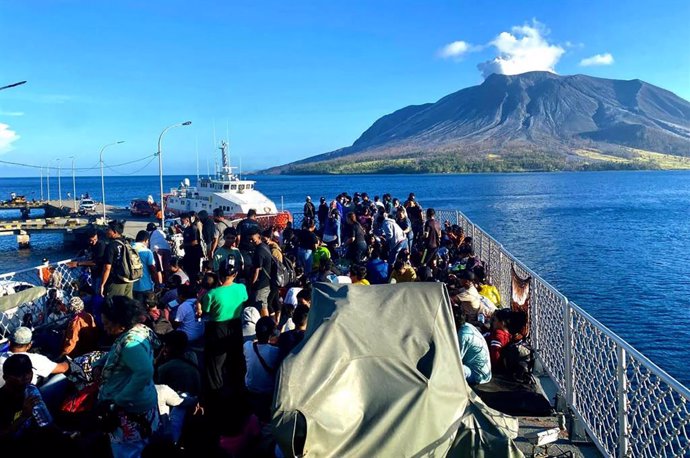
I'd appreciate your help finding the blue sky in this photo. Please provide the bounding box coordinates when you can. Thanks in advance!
[1,0,689,177]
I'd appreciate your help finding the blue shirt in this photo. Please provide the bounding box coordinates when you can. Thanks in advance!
[132,242,156,292]
[458,323,491,384]
[366,258,389,284]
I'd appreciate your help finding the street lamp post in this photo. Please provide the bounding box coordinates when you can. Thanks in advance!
[47,163,51,202]
[57,158,62,207]
[158,121,192,228]
[68,156,77,213]
[99,141,125,222]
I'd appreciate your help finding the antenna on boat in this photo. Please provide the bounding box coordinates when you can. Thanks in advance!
[206,158,210,178]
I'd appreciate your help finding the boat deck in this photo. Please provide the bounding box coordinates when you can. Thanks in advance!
[512,373,602,457]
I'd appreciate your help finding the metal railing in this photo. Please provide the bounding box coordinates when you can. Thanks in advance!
[3,208,690,456]
[452,209,690,458]
[0,260,80,342]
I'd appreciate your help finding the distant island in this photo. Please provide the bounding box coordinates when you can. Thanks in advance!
[263,71,690,174]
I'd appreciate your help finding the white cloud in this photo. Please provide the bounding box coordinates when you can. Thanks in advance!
[0,123,20,154]
[477,21,565,78]
[0,111,24,117]
[439,40,473,59]
[579,53,614,66]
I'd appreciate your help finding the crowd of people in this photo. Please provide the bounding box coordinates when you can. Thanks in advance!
[0,191,531,457]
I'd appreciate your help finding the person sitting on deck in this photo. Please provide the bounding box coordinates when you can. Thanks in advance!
[389,259,417,283]
[487,309,513,369]
[60,296,99,358]
[453,308,491,385]
[155,331,201,397]
[349,264,370,285]
[0,327,69,389]
[0,354,66,445]
[278,303,310,361]
[365,244,389,285]
[244,317,280,422]
[475,265,502,307]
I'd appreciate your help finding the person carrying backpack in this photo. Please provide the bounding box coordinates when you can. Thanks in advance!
[261,229,283,320]
[100,220,143,299]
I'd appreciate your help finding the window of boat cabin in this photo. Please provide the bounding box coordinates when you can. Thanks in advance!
[224,185,229,190]
[231,185,237,190]
[239,185,245,191]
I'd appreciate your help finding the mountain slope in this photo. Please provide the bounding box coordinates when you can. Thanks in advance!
[266,72,690,174]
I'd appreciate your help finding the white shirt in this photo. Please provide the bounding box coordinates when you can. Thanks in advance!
[243,341,280,394]
[174,298,205,342]
[283,287,302,306]
[0,351,58,387]
[155,384,186,416]
[149,229,170,252]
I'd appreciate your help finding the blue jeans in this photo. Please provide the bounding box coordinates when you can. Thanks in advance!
[298,248,313,273]
[388,239,409,266]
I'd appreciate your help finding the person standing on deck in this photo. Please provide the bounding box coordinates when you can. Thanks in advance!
[317,197,329,234]
[181,213,204,284]
[132,230,161,304]
[209,208,231,259]
[196,257,247,394]
[303,196,315,221]
[421,208,441,265]
[404,193,424,243]
[197,210,216,260]
[100,221,134,299]
[249,229,273,317]
[147,222,172,278]
[236,209,260,282]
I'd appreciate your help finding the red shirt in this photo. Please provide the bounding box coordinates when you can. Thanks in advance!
[487,329,511,366]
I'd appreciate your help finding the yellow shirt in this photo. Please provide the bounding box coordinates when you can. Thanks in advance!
[479,284,502,307]
[353,279,370,285]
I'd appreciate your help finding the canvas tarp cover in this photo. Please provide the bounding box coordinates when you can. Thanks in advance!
[272,282,522,457]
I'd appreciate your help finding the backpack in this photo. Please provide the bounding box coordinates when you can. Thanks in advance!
[115,240,144,283]
[503,341,535,384]
[272,256,297,288]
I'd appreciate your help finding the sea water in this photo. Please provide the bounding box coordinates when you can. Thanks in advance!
[1,170,690,385]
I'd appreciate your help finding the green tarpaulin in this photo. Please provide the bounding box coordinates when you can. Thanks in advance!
[273,282,522,457]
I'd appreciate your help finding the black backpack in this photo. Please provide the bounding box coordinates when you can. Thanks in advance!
[272,255,297,288]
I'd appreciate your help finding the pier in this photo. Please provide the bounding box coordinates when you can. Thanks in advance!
[0,200,155,247]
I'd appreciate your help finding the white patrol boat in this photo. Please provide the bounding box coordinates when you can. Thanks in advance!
[165,141,291,226]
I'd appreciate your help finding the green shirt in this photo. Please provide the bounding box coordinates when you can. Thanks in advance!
[213,246,243,272]
[201,282,248,322]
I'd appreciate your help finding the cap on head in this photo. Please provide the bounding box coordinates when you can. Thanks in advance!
[146,222,157,231]
[11,326,32,345]
[306,196,311,201]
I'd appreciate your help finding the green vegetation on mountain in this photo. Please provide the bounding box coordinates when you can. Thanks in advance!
[264,71,690,175]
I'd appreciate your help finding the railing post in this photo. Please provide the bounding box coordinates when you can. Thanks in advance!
[564,300,574,407]
[616,345,629,458]
[455,210,460,226]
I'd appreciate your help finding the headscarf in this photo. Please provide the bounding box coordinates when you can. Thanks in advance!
[68,296,85,313]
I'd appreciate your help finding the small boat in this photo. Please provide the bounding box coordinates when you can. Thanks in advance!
[165,141,291,228]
